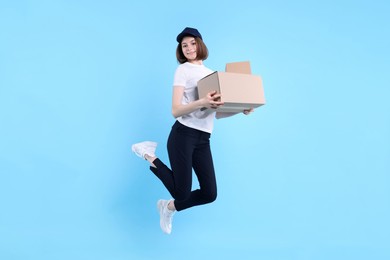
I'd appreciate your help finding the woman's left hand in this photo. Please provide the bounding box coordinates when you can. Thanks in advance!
[243,108,254,115]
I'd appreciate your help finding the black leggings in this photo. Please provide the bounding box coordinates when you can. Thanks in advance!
[150,121,217,211]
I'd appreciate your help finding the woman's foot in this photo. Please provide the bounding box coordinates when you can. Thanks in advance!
[131,141,157,159]
[157,199,175,234]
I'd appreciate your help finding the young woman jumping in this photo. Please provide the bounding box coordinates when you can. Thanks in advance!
[132,27,254,234]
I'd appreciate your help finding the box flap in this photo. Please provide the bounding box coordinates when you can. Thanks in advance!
[225,61,251,74]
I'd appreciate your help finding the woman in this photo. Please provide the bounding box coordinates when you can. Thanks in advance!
[132,27,253,234]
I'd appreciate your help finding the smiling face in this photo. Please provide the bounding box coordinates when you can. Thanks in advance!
[176,36,209,64]
[181,36,198,62]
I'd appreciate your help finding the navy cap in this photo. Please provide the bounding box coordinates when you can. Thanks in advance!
[176,27,203,43]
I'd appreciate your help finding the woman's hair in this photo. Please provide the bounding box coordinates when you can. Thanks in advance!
[176,37,209,64]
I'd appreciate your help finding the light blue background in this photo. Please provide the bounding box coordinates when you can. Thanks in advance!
[1,0,389,259]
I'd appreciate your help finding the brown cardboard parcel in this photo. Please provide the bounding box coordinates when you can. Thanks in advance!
[197,61,265,112]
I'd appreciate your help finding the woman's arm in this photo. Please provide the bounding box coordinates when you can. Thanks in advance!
[171,86,224,118]
[216,108,254,119]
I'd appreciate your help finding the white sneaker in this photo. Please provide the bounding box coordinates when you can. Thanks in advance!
[131,141,157,159]
[157,199,175,234]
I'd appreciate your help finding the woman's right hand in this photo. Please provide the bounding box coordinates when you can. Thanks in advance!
[203,90,224,109]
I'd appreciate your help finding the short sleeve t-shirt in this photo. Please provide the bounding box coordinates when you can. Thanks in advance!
[173,62,215,133]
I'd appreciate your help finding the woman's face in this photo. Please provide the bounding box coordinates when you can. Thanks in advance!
[181,36,197,62]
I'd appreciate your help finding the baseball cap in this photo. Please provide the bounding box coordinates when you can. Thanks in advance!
[176,27,203,43]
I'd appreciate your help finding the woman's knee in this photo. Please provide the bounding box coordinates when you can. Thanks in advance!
[204,190,217,203]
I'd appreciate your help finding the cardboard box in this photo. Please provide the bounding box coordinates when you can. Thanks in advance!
[197,61,265,112]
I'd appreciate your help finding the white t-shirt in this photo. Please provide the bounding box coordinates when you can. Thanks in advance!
[173,62,215,133]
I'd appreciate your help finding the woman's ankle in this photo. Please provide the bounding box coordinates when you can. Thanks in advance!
[168,200,176,211]
[145,154,157,168]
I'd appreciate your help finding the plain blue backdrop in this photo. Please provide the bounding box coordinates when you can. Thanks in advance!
[1,0,389,259]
